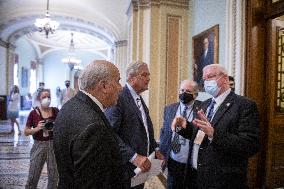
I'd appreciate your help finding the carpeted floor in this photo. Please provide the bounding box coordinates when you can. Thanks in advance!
[0,113,166,189]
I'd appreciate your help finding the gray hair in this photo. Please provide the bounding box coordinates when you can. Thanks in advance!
[126,60,147,81]
[203,64,228,75]
[180,80,199,93]
[79,60,115,91]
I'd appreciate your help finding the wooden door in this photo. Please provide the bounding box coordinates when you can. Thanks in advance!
[265,19,284,188]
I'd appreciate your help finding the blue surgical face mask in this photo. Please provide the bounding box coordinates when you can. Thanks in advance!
[204,79,221,97]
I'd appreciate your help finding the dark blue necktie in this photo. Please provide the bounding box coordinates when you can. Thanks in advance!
[171,106,188,154]
[207,99,216,122]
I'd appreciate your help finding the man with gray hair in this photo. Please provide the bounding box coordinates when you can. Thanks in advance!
[160,80,201,189]
[105,60,164,189]
[171,64,259,188]
[53,60,125,189]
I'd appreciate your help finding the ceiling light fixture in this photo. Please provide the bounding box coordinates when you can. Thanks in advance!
[62,33,82,70]
[34,0,59,38]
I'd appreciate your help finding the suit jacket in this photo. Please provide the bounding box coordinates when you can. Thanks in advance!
[105,85,158,179]
[159,100,201,164]
[179,91,259,189]
[53,91,125,189]
[195,50,214,84]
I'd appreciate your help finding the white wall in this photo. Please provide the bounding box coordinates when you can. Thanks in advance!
[15,37,38,95]
[0,46,7,95]
[43,50,105,107]
[189,0,226,74]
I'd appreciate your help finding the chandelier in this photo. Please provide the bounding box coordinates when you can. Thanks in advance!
[62,33,82,70]
[34,0,59,38]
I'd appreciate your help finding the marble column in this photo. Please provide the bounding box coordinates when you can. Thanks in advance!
[128,0,189,138]
[114,40,128,86]
[0,39,10,95]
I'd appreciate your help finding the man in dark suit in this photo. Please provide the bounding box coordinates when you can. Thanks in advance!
[195,37,214,85]
[105,60,164,189]
[172,64,259,189]
[53,60,125,189]
[160,80,201,189]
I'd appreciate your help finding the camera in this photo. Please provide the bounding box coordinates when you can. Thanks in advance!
[43,120,54,131]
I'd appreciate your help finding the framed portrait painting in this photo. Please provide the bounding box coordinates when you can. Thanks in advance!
[192,24,219,85]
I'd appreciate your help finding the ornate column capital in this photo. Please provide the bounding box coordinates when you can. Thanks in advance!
[115,40,128,47]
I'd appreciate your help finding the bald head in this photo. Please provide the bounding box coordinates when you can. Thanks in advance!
[79,60,119,91]
[179,80,198,104]
[180,80,199,93]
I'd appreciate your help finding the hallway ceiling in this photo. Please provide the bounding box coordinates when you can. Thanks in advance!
[0,0,131,55]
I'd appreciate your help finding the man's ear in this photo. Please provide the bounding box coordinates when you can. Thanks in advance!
[98,80,108,93]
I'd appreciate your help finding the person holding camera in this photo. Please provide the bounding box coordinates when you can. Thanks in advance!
[24,89,59,189]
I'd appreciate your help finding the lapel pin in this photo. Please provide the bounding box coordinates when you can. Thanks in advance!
[226,103,230,107]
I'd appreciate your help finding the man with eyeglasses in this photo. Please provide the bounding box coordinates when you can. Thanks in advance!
[160,80,201,189]
[105,60,164,189]
[171,64,259,189]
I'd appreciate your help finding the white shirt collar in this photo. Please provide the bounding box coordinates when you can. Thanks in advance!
[126,83,140,100]
[213,88,231,107]
[80,89,104,111]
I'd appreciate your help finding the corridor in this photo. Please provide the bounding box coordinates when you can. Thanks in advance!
[0,111,165,189]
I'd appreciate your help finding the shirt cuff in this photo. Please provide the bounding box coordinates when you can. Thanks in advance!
[129,153,137,163]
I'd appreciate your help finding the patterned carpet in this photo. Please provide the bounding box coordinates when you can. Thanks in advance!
[0,114,166,189]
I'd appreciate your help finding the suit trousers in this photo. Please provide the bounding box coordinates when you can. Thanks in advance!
[167,157,187,189]
[185,168,198,189]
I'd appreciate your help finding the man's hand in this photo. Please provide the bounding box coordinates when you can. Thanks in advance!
[171,116,187,131]
[192,109,214,138]
[133,154,151,172]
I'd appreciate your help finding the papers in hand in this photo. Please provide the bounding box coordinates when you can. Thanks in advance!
[131,152,163,187]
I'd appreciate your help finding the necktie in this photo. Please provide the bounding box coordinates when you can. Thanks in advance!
[207,99,216,122]
[136,97,150,156]
[171,106,188,154]
[136,98,141,109]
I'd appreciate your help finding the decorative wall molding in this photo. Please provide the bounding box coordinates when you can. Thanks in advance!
[115,40,128,47]
[224,0,245,95]
[0,38,9,48]
[0,38,15,50]
[132,0,189,10]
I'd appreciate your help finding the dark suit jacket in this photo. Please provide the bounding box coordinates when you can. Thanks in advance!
[159,101,201,164]
[179,91,259,189]
[195,50,214,84]
[53,91,125,189]
[105,85,158,179]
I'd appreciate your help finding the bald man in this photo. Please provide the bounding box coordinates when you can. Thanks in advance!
[160,80,201,189]
[54,60,125,189]
[171,64,259,189]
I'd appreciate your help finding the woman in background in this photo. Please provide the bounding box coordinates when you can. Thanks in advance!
[24,89,59,189]
[7,85,21,134]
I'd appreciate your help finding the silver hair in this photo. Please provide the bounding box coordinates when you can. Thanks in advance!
[126,60,147,81]
[203,64,228,75]
[79,60,113,91]
[180,80,199,93]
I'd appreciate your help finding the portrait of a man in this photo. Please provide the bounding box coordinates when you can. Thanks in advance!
[193,25,219,86]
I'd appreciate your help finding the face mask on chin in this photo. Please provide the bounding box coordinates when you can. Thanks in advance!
[204,79,221,97]
[41,97,51,107]
[179,92,194,104]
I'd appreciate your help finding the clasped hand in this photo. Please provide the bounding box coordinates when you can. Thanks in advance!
[171,109,214,138]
